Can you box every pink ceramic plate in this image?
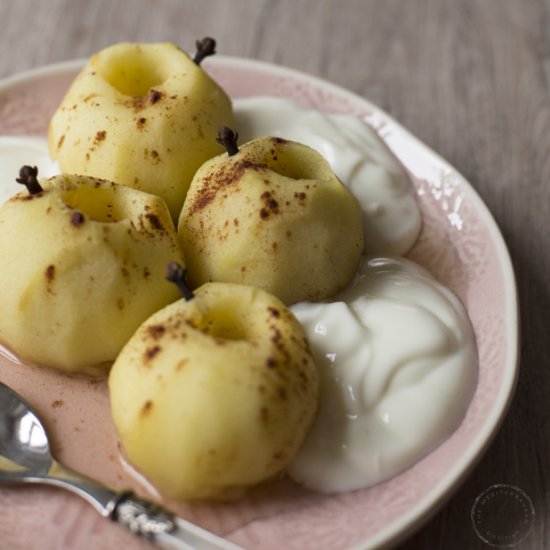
[0,58,518,550]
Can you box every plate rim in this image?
[0,55,519,550]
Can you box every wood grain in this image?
[0,0,548,548]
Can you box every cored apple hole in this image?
[263,145,325,181]
[202,299,248,341]
[96,49,169,96]
[61,187,126,223]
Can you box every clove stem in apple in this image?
[193,37,216,65]
[16,165,43,194]
[216,127,239,156]
[166,261,195,301]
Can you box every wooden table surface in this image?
[0,1,548,549]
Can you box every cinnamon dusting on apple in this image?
[94,130,107,145]
[45,264,55,283]
[147,325,166,339]
[188,159,268,214]
[141,400,154,415]
[144,345,161,362]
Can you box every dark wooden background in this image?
[1,1,548,548]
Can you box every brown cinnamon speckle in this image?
[82,93,98,103]
[141,400,153,415]
[273,137,288,145]
[147,325,166,339]
[94,130,107,144]
[149,149,161,164]
[129,89,164,111]
[268,307,281,318]
[145,213,164,231]
[175,358,189,371]
[259,191,279,219]
[45,264,55,283]
[144,345,161,361]
[150,89,162,103]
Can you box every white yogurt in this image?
[289,257,478,493]
[0,136,58,204]
[234,97,422,256]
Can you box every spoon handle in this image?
[114,494,243,549]
[46,462,242,549]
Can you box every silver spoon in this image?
[0,382,243,550]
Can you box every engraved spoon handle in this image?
[43,462,242,549]
[113,493,244,550]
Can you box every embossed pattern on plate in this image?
[0,57,518,550]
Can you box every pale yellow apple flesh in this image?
[178,136,364,304]
[48,42,234,219]
[108,282,319,500]
[0,174,184,373]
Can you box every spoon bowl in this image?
[0,383,52,476]
[0,381,117,509]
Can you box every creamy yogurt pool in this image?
[0,97,477,494]
[289,257,477,492]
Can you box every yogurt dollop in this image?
[235,97,422,256]
[289,257,477,493]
